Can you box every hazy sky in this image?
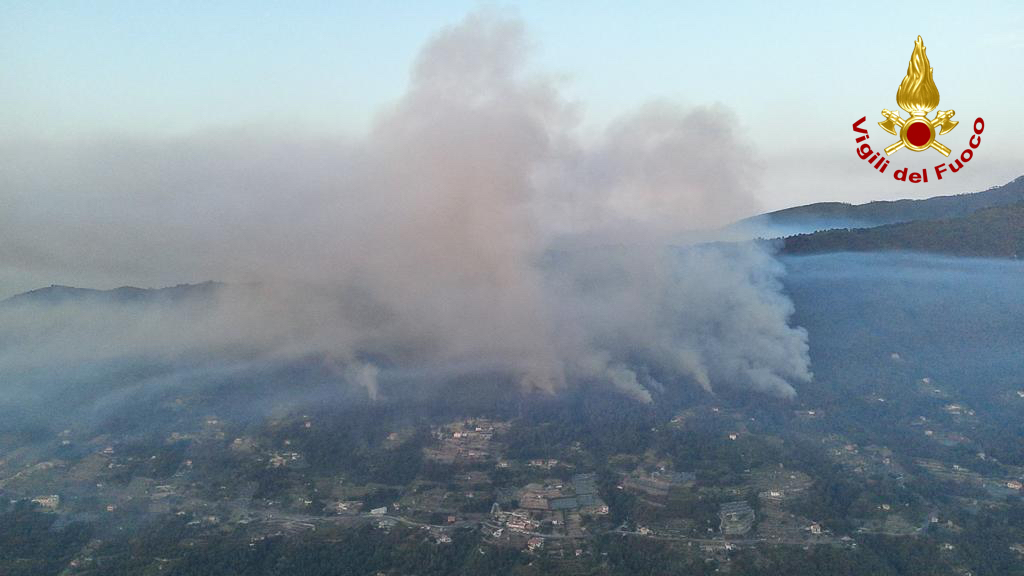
[2,1,1021,207]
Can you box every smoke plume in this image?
[0,12,810,407]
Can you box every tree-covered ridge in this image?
[781,202,1024,258]
[748,175,1024,231]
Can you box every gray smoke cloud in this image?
[0,12,810,405]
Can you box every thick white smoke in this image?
[0,12,810,403]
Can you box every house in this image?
[332,500,362,514]
[527,537,544,551]
[527,458,560,469]
[370,506,387,516]
[506,513,539,533]
[31,495,60,509]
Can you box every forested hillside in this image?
[782,203,1024,258]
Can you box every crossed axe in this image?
[878,109,958,156]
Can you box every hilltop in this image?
[781,202,1024,259]
[1,281,223,307]
[741,175,1024,235]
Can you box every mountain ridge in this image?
[11,176,1024,302]
[781,202,1024,259]
[742,175,1024,234]
[1,281,223,306]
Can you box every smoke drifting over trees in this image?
[0,12,811,406]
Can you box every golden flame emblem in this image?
[878,36,958,156]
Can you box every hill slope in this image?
[781,202,1024,258]
[741,175,1024,235]
[1,281,222,307]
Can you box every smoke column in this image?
[0,12,811,405]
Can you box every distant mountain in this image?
[1,281,223,306]
[781,202,1024,258]
[740,175,1024,236]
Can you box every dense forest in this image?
[782,203,1024,258]
[744,175,1024,232]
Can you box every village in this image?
[0,416,853,560]
[2,397,1024,576]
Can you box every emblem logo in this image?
[877,36,958,156]
[851,36,983,183]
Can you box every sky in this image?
[2,1,1022,208]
